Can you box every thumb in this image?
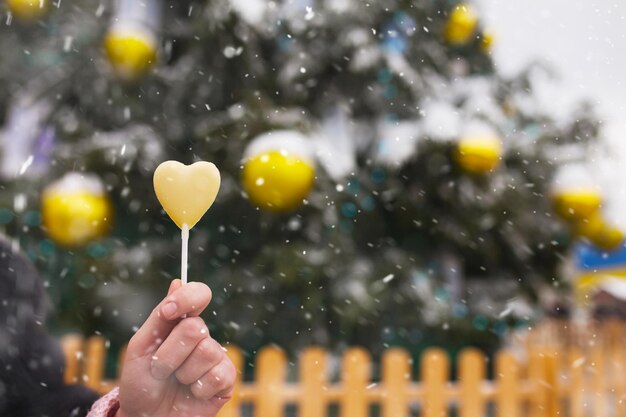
[126,281,211,359]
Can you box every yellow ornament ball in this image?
[480,31,494,53]
[575,214,624,251]
[243,150,315,212]
[444,4,478,46]
[104,26,157,81]
[552,187,602,222]
[41,173,113,247]
[7,0,47,21]
[455,136,502,175]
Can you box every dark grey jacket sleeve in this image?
[0,238,99,417]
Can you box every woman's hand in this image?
[116,279,236,417]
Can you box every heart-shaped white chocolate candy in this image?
[153,161,221,229]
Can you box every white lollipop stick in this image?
[181,223,189,285]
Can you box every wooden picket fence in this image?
[61,319,626,417]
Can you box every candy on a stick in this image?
[153,161,221,284]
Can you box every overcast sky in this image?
[477,0,626,225]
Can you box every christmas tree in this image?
[0,0,601,354]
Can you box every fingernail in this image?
[162,302,178,319]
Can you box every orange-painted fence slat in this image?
[422,348,448,417]
[300,347,328,417]
[495,350,520,417]
[381,348,410,417]
[257,346,286,417]
[340,348,370,417]
[459,348,485,417]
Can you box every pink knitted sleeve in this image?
[86,387,120,417]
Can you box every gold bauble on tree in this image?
[444,4,478,46]
[455,136,502,175]
[480,31,494,53]
[104,0,161,81]
[575,214,624,251]
[104,25,157,81]
[552,186,602,222]
[242,131,316,212]
[41,173,113,247]
[7,0,48,22]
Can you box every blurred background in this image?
[0,0,624,363]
